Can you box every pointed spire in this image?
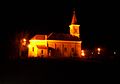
[71,8,77,24]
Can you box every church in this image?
[28,10,82,58]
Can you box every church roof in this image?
[47,33,80,41]
[30,33,80,41]
[31,35,46,40]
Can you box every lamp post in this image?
[19,38,27,58]
[81,50,85,57]
[22,38,27,46]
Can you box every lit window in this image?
[97,48,101,52]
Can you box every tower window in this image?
[32,47,34,52]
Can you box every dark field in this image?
[0,57,120,84]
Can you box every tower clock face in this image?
[73,26,78,34]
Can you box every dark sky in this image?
[1,0,120,53]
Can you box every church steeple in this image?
[69,9,80,38]
[71,9,77,24]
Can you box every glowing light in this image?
[97,48,101,51]
[81,50,85,56]
[97,48,101,54]
[23,38,26,42]
[114,51,116,55]
[91,52,94,54]
[21,38,27,46]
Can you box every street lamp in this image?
[97,48,101,54]
[22,38,27,46]
[81,50,85,57]
[19,38,27,57]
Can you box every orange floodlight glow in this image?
[23,38,26,42]
[81,50,85,56]
[97,48,101,54]
[97,48,101,52]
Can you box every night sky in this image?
[1,0,120,57]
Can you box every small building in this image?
[28,10,82,58]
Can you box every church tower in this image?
[69,9,80,38]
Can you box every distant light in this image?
[91,52,94,54]
[98,52,100,54]
[114,51,116,55]
[97,48,101,52]
[97,48,101,54]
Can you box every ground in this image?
[0,56,120,84]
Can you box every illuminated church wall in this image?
[28,40,82,58]
[47,40,80,57]
[75,43,81,57]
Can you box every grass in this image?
[0,56,119,84]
